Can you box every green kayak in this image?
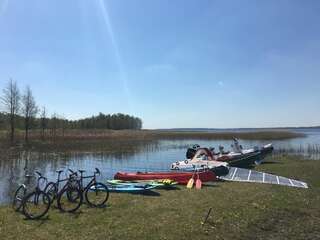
[107,179,178,189]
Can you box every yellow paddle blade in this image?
[196,178,202,189]
[186,178,194,189]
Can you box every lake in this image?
[1,128,319,204]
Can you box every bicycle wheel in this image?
[44,182,57,203]
[85,182,109,207]
[66,180,81,202]
[38,177,48,191]
[22,191,51,220]
[12,185,26,212]
[57,187,82,213]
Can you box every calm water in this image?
[1,128,319,204]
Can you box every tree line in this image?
[0,79,143,143]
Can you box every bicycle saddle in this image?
[78,170,86,173]
[56,170,64,174]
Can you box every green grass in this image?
[1,155,319,239]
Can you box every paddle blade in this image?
[196,178,202,189]
[186,178,194,189]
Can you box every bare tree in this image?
[21,86,38,143]
[40,106,47,140]
[1,79,20,143]
[60,114,66,139]
[51,112,58,141]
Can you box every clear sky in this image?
[0,0,319,129]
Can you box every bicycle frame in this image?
[74,168,100,193]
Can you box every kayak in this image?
[92,183,157,193]
[107,179,178,188]
[108,184,157,193]
[114,170,216,185]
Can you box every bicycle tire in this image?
[12,185,26,212]
[85,182,109,207]
[22,190,51,220]
[57,186,83,213]
[44,182,58,203]
[38,176,47,191]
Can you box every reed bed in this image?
[274,144,320,159]
[0,129,305,142]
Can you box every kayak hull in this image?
[108,185,157,193]
[93,184,157,193]
[107,179,178,188]
[114,171,216,185]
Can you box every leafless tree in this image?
[1,79,20,143]
[40,106,47,140]
[60,114,66,139]
[21,86,38,143]
[51,112,58,141]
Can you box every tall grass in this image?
[0,129,304,142]
[274,144,320,159]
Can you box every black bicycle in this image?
[13,171,51,220]
[44,170,83,213]
[69,168,109,207]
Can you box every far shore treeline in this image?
[0,79,142,144]
[0,112,143,130]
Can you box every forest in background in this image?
[0,112,142,131]
[0,79,142,144]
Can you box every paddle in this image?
[187,167,196,189]
[195,173,202,189]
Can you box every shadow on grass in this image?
[159,186,180,191]
[23,215,50,225]
[203,182,220,188]
[261,161,282,165]
[135,191,161,197]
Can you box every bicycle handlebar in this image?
[67,169,78,179]
[35,171,42,177]
[95,168,100,175]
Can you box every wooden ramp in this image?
[220,167,308,189]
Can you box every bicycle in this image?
[44,170,83,213]
[69,168,109,207]
[12,171,51,220]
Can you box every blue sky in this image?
[0,0,320,129]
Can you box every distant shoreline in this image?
[0,129,305,141]
[153,126,320,131]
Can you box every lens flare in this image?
[98,0,132,113]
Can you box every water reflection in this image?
[0,130,319,204]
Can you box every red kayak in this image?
[114,170,216,185]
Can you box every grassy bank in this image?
[1,155,319,240]
[0,129,304,152]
